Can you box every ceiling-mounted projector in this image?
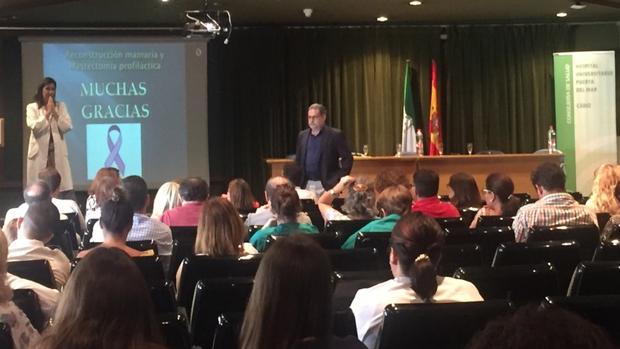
[184,4,232,43]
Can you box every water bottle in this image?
[547,125,556,153]
[416,129,424,156]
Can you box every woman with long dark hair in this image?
[26,77,74,194]
[447,172,482,210]
[470,173,521,228]
[350,212,483,349]
[34,247,165,349]
[240,234,365,349]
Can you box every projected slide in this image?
[42,42,187,182]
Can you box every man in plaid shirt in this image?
[512,162,597,242]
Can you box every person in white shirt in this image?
[350,212,483,349]
[38,167,86,233]
[8,200,71,289]
[283,163,318,202]
[91,176,172,255]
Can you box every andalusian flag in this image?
[428,59,443,156]
[401,61,416,153]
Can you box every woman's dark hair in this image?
[271,186,301,222]
[448,172,482,209]
[99,187,133,237]
[391,212,445,302]
[341,177,377,219]
[240,234,333,349]
[34,248,163,349]
[467,304,615,349]
[227,178,256,215]
[485,173,520,216]
[34,77,56,107]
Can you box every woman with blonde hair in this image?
[586,164,620,215]
[151,181,182,220]
[0,229,39,349]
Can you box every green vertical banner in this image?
[553,54,576,191]
[554,51,617,194]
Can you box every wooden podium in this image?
[266,154,564,197]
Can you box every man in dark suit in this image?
[295,103,353,195]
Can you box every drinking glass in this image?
[438,143,444,156]
[363,144,369,156]
[467,143,473,155]
[395,143,402,157]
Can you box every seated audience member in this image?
[283,163,318,202]
[467,304,615,349]
[512,162,597,242]
[1,227,59,322]
[84,167,121,222]
[33,248,165,349]
[78,188,153,258]
[38,167,86,233]
[9,201,70,289]
[160,177,208,227]
[448,172,483,210]
[470,173,521,229]
[91,176,173,255]
[3,181,54,243]
[245,176,312,227]
[224,178,259,216]
[250,186,319,252]
[350,212,483,349]
[341,185,412,249]
[601,182,620,240]
[151,181,182,220]
[586,163,620,216]
[318,175,377,222]
[240,234,365,349]
[374,169,411,195]
[176,198,258,284]
[0,225,40,349]
[84,175,120,223]
[411,169,460,218]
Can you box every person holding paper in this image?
[26,77,74,194]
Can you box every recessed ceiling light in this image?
[161,0,169,2]
[377,16,389,22]
[556,12,568,17]
[409,0,423,5]
[571,1,587,9]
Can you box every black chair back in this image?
[593,239,620,262]
[438,244,483,276]
[160,312,191,349]
[7,259,56,289]
[453,263,560,304]
[436,217,467,232]
[190,277,254,349]
[301,199,325,231]
[212,312,244,349]
[150,281,177,314]
[332,270,393,311]
[492,240,581,294]
[568,261,620,296]
[475,226,515,264]
[48,218,76,260]
[133,255,166,285]
[177,255,262,309]
[477,215,514,228]
[246,225,262,242]
[460,207,480,227]
[354,232,390,268]
[327,248,384,272]
[169,239,195,281]
[378,300,512,349]
[528,224,600,260]
[542,295,620,346]
[0,323,12,349]
[324,219,375,245]
[12,289,45,332]
[84,240,158,255]
[333,308,357,338]
[170,226,197,247]
[512,193,532,205]
[86,218,98,235]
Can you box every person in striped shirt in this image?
[512,162,597,242]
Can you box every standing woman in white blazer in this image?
[26,77,73,193]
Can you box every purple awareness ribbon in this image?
[104,125,126,175]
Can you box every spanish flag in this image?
[428,59,443,156]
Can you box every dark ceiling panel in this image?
[0,0,619,26]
